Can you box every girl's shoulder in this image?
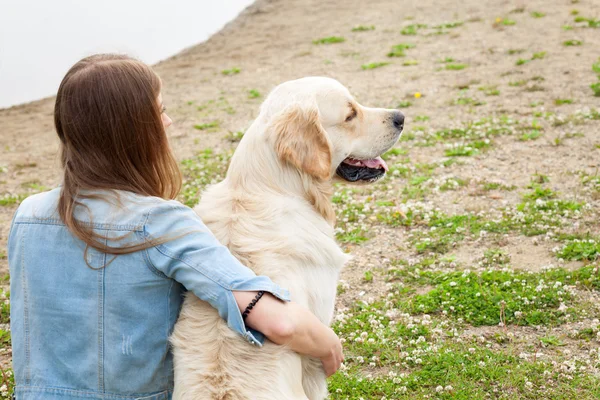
[13,187,191,231]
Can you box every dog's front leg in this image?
[301,356,328,400]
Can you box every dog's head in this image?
[261,77,404,183]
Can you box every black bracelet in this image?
[242,291,265,320]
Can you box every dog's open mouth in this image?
[336,156,389,182]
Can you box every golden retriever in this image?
[170,77,404,399]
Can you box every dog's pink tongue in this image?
[364,157,389,172]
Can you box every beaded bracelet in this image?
[242,290,265,320]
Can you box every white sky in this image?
[0,0,254,108]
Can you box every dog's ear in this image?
[271,106,332,181]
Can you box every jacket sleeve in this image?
[143,200,290,346]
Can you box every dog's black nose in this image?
[392,111,405,130]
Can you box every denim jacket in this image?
[9,188,290,399]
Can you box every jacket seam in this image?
[13,218,143,231]
[143,201,232,289]
[165,279,174,389]
[140,208,170,279]
[20,223,31,384]
[15,385,170,399]
[98,235,107,393]
[154,244,231,292]
[141,236,169,279]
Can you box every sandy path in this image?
[2,0,599,274]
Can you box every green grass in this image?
[531,11,546,18]
[361,62,390,70]
[522,184,555,201]
[433,21,464,29]
[480,181,517,191]
[509,79,527,87]
[554,99,573,105]
[454,97,485,106]
[225,130,245,142]
[330,344,600,399]
[501,18,517,26]
[401,24,427,35]
[516,51,547,66]
[351,25,375,32]
[221,67,241,75]
[0,194,27,207]
[563,40,583,46]
[445,63,468,70]
[21,180,48,192]
[0,329,10,348]
[557,237,600,261]
[574,16,600,28]
[376,179,587,249]
[540,335,565,347]
[313,36,345,44]
[193,121,220,131]
[479,86,500,96]
[444,141,489,157]
[400,266,597,326]
[397,100,412,108]
[524,84,545,92]
[591,82,600,97]
[0,289,9,326]
[179,149,231,207]
[248,89,261,98]
[439,177,468,191]
[332,188,371,244]
[387,43,416,57]
[514,195,583,236]
[519,130,542,141]
[403,60,419,66]
[328,257,600,399]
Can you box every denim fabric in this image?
[9,188,290,399]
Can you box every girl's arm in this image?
[144,201,343,375]
[234,291,343,377]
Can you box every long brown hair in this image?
[55,54,182,257]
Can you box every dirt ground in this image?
[1,0,600,394]
[2,0,600,266]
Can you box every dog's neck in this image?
[226,127,336,226]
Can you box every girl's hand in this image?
[319,329,344,377]
[234,291,345,375]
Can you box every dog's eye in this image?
[345,107,357,122]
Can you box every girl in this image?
[8,54,343,400]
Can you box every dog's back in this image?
[170,179,348,400]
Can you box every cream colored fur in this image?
[170,77,402,400]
